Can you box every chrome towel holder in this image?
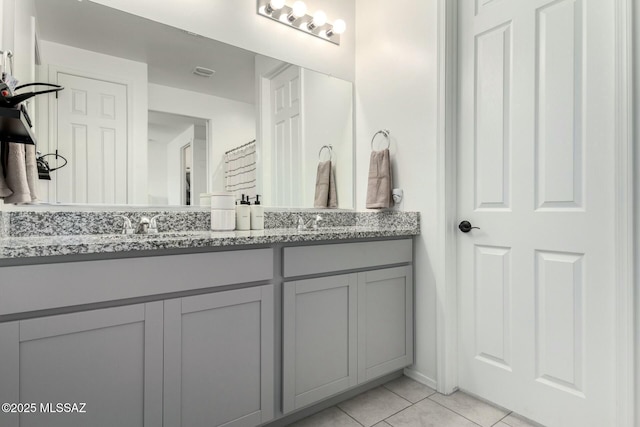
[371,129,391,150]
[319,144,333,161]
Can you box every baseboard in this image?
[403,367,437,390]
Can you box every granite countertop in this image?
[0,225,419,259]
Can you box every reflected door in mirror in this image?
[270,65,302,207]
[55,73,128,204]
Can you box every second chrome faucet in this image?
[115,215,165,234]
[297,214,323,231]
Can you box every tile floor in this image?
[289,376,542,427]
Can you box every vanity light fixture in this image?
[257,0,345,45]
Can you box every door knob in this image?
[458,221,480,233]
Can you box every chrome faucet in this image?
[115,215,165,235]
[148,215,164,234]
[297,214,323,231]
[115,215,135,235]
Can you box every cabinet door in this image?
[163,285,274,427]
[0,303,163,427]
[283,274,358,413]
[358,266,414,383]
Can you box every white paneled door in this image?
[457,1,615,426]
[270,65,302,207]
[56,73,128,204]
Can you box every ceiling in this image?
[34,0,257,104]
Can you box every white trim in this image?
[403,368,437,391]
[435,0,459,395]
[614,1,635,426]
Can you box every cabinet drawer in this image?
[283,239,412,278]
[0,249,273,315]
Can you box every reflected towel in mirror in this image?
[224,141,257,200]
[314,160,337,208]
[0,141,39,203]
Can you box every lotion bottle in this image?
[235,194,251,230]
[250,195,264,230]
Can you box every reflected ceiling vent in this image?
[193,67,216,78]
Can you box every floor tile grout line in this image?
[381,385,420,406]
[425,397,485,427]
[492,411,514,427]
[336,406,366,427]
[382,403,417,426]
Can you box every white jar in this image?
[210,192,235,210]
[210,209,235,231]
[209,192,236,231]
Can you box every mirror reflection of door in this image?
[269,65,303,207]
[147,111,208,206]
[55,72,128,204]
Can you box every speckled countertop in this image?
[0,211,420,259]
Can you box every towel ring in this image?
[319,145,333,161]
[371,129,391,151]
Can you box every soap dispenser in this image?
[251,195,264,230]
[235,194,251,230]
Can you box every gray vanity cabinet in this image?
[0,302,164,427]
[357,266,414,383]
[163,285,275,427]
[282,240,414,414]
[282,274,358,414]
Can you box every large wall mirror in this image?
[26,0,354,208]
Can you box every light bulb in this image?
[265,0,285,14]
[312,11,327,26]
[332,19,346,34]
[291,1,307,18]
[307,10,327,30]
[270,0,285,10]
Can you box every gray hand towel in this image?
[314,160,338,208]
[4,142,38,204]
[366,148,392,209]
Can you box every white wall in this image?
[148,83,255,193]
[166,125,194,206]
[302,68,353,208]
[7,0,36,85]
[36,40,149,204]
[147,142,168,205]
[90,0,355,82]
[355,0,439,385]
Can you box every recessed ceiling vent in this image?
[193,66,216,78]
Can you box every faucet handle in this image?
[149,215,165,233]
[114,215,134,235]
